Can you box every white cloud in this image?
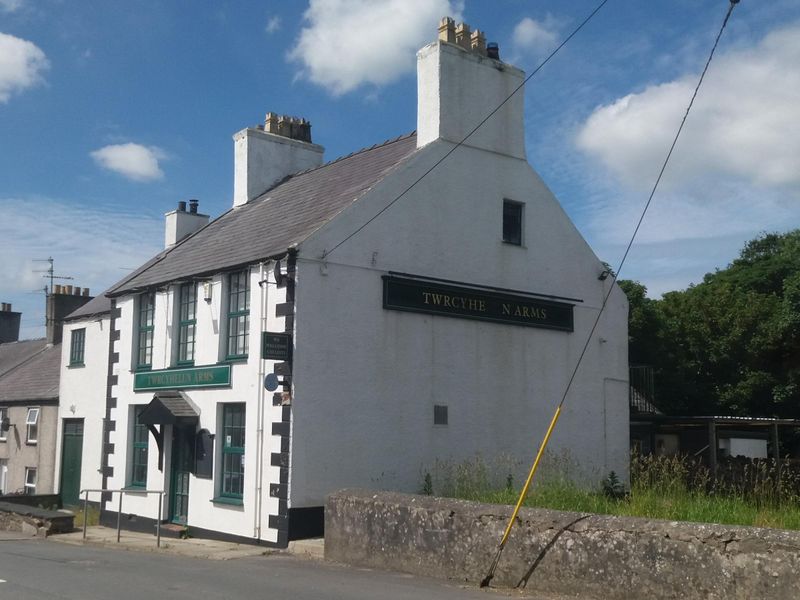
[265,15,281,34]
[0,0,24,12]
[0,196,162,337]
[288,0,463,95]
[576,23,800,191]
[90,143,166,182]
[0,32,49,103]
[512,17,557,54]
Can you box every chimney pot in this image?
[438,16,456,44]
[455,22,471,50]
[83,288,90,296]
[486,42,500,60]
[54,284,62,294]
[178,200,187,212]
[471,29,486,55]
[265,112,279,134]
[189,199,199,214]
[74,286,82,296]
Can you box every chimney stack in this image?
[417,18,525,159]
[232,112,324,208]
[0,302,21,344]
[46,286,94,345]
[165,199,210,248]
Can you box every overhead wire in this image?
[480,0,741,588]
[322,0,611,259]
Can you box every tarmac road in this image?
[0,534,545,600]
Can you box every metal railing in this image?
[80,488,166,548]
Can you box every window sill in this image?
[211,496,243,506]
[135,365,152,372]
[25,441,38,446]
[219,357,248,365]
[123,485,148,493]
[501,240,526,248]
[67,362,85,369]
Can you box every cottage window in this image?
[136,292,155,370]
[502,199,524,246]
[220,403,245,500]
[69,328,86,366]
[226,270,250,360]
[24,467,37,495]
[130,406,149,488]
[26,407,39,444]
[177,283,197,365]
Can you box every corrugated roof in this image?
[107,132,418,296]
[65,293,112,321]
[0,339,47,377]
[0,343,60,402]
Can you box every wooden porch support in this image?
[707,420,717,480]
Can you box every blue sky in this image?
[2,0,799,339]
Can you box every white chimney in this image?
[417,18,526,160]
[165,199,210,248]
[232,113,325,208]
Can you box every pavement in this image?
[49,525,325,561]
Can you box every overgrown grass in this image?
[420,452,800,530]
[72,504,101,529]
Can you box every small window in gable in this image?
[502,199,524,246]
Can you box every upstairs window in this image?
[136,292,155,370]
[502,199,524,246]
[69,328,86,366]
[177,283,197,365]
[226,270,250,360]
[26,407,39,444]
[0,407,7,442]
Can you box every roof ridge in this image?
[284,130,417,180]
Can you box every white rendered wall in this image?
[288,140,629,508]
[106,266,287,542]
[54,317,110,502]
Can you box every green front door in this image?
[60,419,84,506]
[170,426,193,525]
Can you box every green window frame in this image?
[177,283,197,365]
[226,270,250,360]
[130,406,149,488]
[220,403,245,499]
[136,292,155,370]
[69,328,86,365]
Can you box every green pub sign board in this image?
[261,332,292,361]
[382,275,574,331]
[134,365,231,391]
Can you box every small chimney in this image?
[165,199,210,248]
[0,302,21,344]
[47,286,94,345]
[232,112,324,207]
[417,18,525,159]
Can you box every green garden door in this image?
[60,419,84,506]
[170,426,193,525]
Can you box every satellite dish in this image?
[264,373,280,391]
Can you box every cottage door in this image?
[169,426,193,525]
[60,419,84,506]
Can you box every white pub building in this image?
[57,19,628,546]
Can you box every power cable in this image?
[322,0,611,259]
[480,0,740,588]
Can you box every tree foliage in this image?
[619,229,800,418]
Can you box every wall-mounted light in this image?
[202,281,213,303]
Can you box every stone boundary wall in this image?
[325,489,800,600]
[0,501,74,537]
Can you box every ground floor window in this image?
[130,406,149,487]
[24,467,37,495]
[220,403,245,499]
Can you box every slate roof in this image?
[107,132,418,296]
[0,342,60,402]
[64,292,111,321]
[139,390,199,425]
[0,339,48,378]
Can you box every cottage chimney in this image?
[232,112,324,207]
[417,18,526,159]
[46,286,94,345]
[0,302,21,344]
[165,199,210,248]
